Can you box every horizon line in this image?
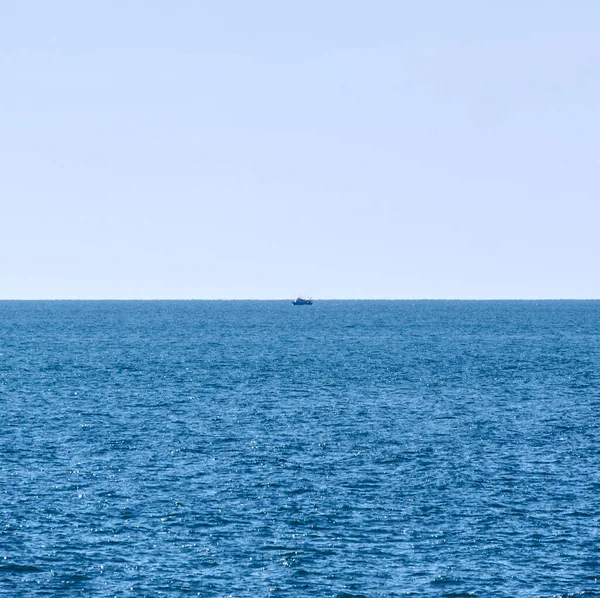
[1,298,599,302]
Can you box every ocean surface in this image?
[1,300,599,597]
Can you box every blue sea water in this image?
[1,300,599,597]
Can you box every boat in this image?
[292,297,313,305]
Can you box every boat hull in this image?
[292,298,313,305]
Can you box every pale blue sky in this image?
[1,1,599,299]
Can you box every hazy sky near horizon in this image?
[1,1,599,299]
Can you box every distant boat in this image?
[292,297,313,305]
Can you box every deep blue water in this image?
[1,300,600,597]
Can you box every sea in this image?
[1,300,599,597]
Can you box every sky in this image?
[1,0,599,299]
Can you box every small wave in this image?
[0,563,42,573]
